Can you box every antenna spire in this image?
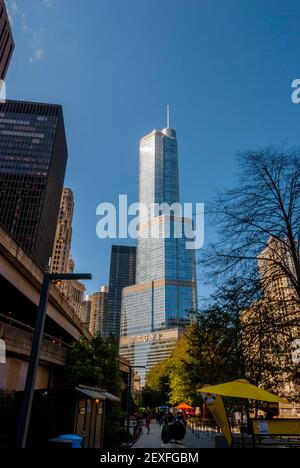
[167,104,170,128]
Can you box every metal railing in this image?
[0,313,72,350]
[187,419,218,439]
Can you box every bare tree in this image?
[207,146,300,304]
[203,146,300,399]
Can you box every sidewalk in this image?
[132,422,215,449]
[184,427,215,449]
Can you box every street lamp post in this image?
[122,363,145,443]
[127,368,132,443]
[15,272,92,448]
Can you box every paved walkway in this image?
[132,422,215,449]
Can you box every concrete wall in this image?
[0,321,69,391]
[0,357,50,391]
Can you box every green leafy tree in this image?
[168,335,194,405]
[65,334,120,393]
[185,307,240,391]
[143,334,200,407]
[143,279,249,407]
[143,361,170,407]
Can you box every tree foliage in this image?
[144,280,246,406]
[65,334,120,393]
[168,335,194,405]
[143,361,170,407]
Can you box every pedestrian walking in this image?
[161,418,171,444]
[145,413,151,434]
[138,421,143,437]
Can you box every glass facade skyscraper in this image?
[0,100,68,269]
[0,0,15,80]
[105,245,136,341]
[120,126,197,385]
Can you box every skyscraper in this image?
[105,245,136,341]
[258,237,297,303]
[84,295,92,327]
[0,0,15,80]
[120,121,197,385]
[0,100,68,269]
[241,238,300,406]
[50,188,86,321]
[51,188,74,274]
[89,286,109,337]
[63,258,86,322]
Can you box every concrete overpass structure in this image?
[0,225,91,391]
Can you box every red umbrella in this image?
[176,403,194,410]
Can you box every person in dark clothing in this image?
[164,419,186,448]
[161,419,171,444]
[145,414,151,434]
[172,420,186,438]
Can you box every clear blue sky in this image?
[5,0,300,298]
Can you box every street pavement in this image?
[132,422,215,449]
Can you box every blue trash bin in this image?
[59,434,83,449]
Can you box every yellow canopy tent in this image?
[198,379,287,403]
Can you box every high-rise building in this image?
[0,0,15,80]
[50,189,86,322]
[0,100,68,269]
[105,245,136,341]
[258,237,297,303]
[120,123,197,385]
[89,286,109,337]
[241,237,300,409]
[84,295,92,327]
[62,258,86,322]
[51,188,74,274]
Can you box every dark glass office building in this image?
[0,0,15,80]
[0,100,68,269]
[105,245,136,341]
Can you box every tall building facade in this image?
[105,245,136,341]
[241,237,300,409]
[0,100,68,269]
[51,188,74,274]
[258,237,298,303]
[89,286,109,337]
[84,295,92,327]
[62,258,86,322]
[50,188,86,322]
[120,125,198,385]
[0,0,15,80]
